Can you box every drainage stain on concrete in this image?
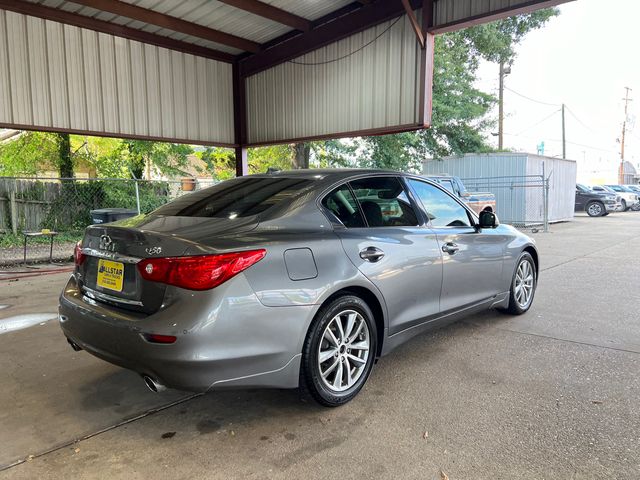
[0,313,57,334]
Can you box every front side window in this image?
[407,179,471,228]
[348,177,418,227]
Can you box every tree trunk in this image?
[293,143,310,169]
[57,133,73,178]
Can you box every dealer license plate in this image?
[96,259,124,292]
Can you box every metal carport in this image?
[0,0,569,176]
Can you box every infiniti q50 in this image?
[59,170,538,406]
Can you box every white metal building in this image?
[423,152,577,225]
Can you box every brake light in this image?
[137,249,266,291]
[74,241,85,266]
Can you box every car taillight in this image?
[74,241,85,266]
[137,249,266,291]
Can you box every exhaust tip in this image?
[142,375,166,393]
[67,338,82,352]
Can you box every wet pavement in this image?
[0,214,639,479]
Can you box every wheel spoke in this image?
[344,312,357,340]
[347,353,366,366]
[319,348,338,364]
[344,358,353,386]
[335,316,345,343]
[332,361,343,389]
[324,328,340,348]
[349,340,369,351]
[321,358,339,378]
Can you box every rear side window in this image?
[154,177,313,218]
[321,185,366,228]
[349,177,418,227]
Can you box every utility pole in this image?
[561,103,566,159]
[620,87,632,184]
[498,61,505,150]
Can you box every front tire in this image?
[504,252,537,315]
[621,199,627,211]
[586,201,605,217]
[300,295,377,407]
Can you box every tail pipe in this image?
[67,338,82,352]
[142,375,166,393]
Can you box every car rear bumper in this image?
[59,274,314,392]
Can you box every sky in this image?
[475,0,640,184]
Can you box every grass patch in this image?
[0,231,82,248]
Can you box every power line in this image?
[504,87,561,107]
[287,16,402,66]
[564,105,599,134]
[503,132,618,155]
[515,108,561,135]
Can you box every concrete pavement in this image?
[1,213,639,479]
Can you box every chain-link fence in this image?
[0,176,218,235]
[461,175,550,231]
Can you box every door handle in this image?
[359,246,385,262]
[441,242,459,254]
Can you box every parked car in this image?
[424,175,496,215]
[575,183,619,216]
[59,170,539,407]
[604,185,639,210]
[590,185,636,211]
[623,184,640,193]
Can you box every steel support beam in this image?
[217,0,311,32]
[400,0,425,48]
[68,0,261,52]
[233,64,249,176]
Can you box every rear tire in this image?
[300,295,377,407]
[586,201,605,217]
[503,252,537,315]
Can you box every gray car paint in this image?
[59,169,538,393]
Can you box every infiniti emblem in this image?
[99,234,115,251]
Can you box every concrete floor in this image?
[1,214,639,479]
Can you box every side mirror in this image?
[478,210,498,229]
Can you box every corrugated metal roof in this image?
[24,0,354,57]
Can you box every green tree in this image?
[56,133,74,178]
[121,140,193,179]
[0,131,59,176]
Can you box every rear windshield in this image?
[153,177,313,218]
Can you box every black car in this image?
[575,184,619,217]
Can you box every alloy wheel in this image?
[514,259,535,309]
[587,203,603,216]
[318,310,370,392]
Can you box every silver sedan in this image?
[59,169,539,406]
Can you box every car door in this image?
[321,176,443,335]
[406,178,506,313]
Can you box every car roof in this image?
[249,168,405,181]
